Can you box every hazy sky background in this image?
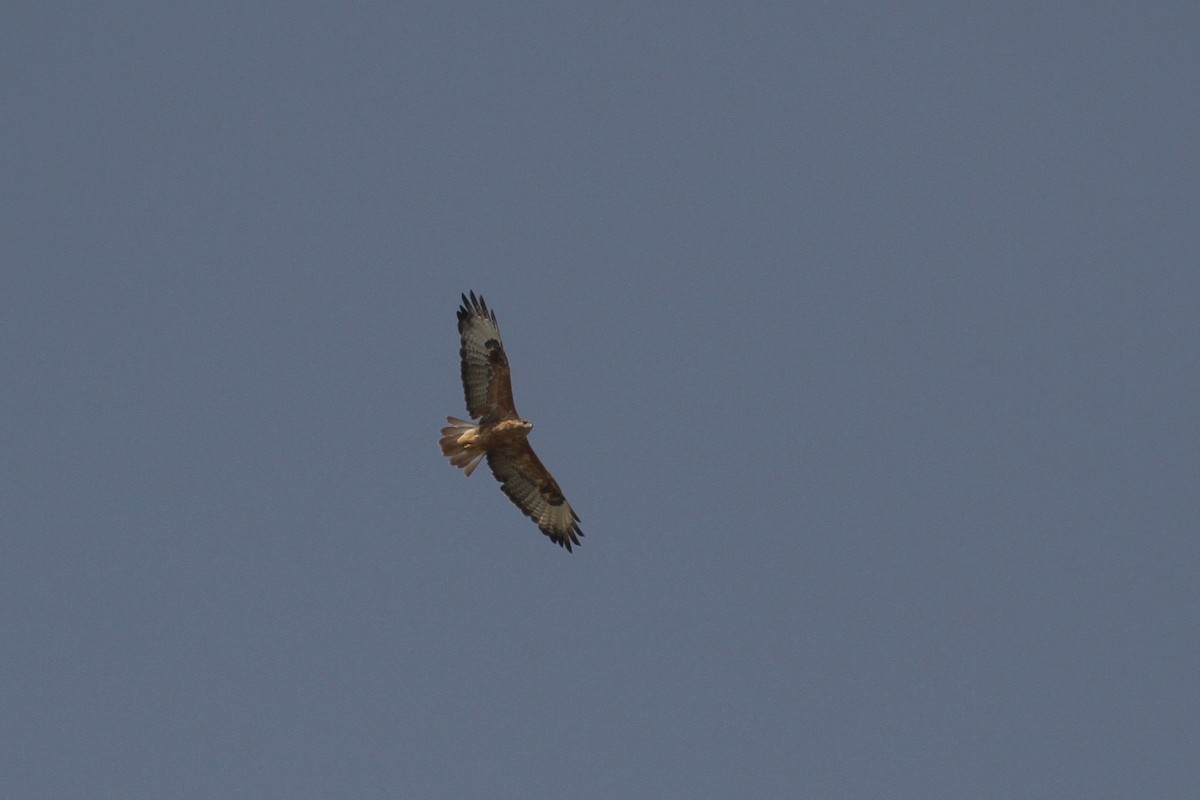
[3,5,1197,798]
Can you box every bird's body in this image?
[439,416,531,476]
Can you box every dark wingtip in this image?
[550,522,584,553]
[457,293,471,326]
[458,291,497,325]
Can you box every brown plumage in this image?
[439,291,583,551]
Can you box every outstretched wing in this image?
[458,291,518,422]
[486,442,583,552]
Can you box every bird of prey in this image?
[439,291,583,551]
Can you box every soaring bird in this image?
[439,292,583,551]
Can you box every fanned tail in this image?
[439,416,486,476]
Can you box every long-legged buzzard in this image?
[439,291,583,551]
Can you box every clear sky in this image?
[3,5,1197,798]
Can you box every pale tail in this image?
[439,416,486,476]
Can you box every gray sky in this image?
[3,5,1197,798]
